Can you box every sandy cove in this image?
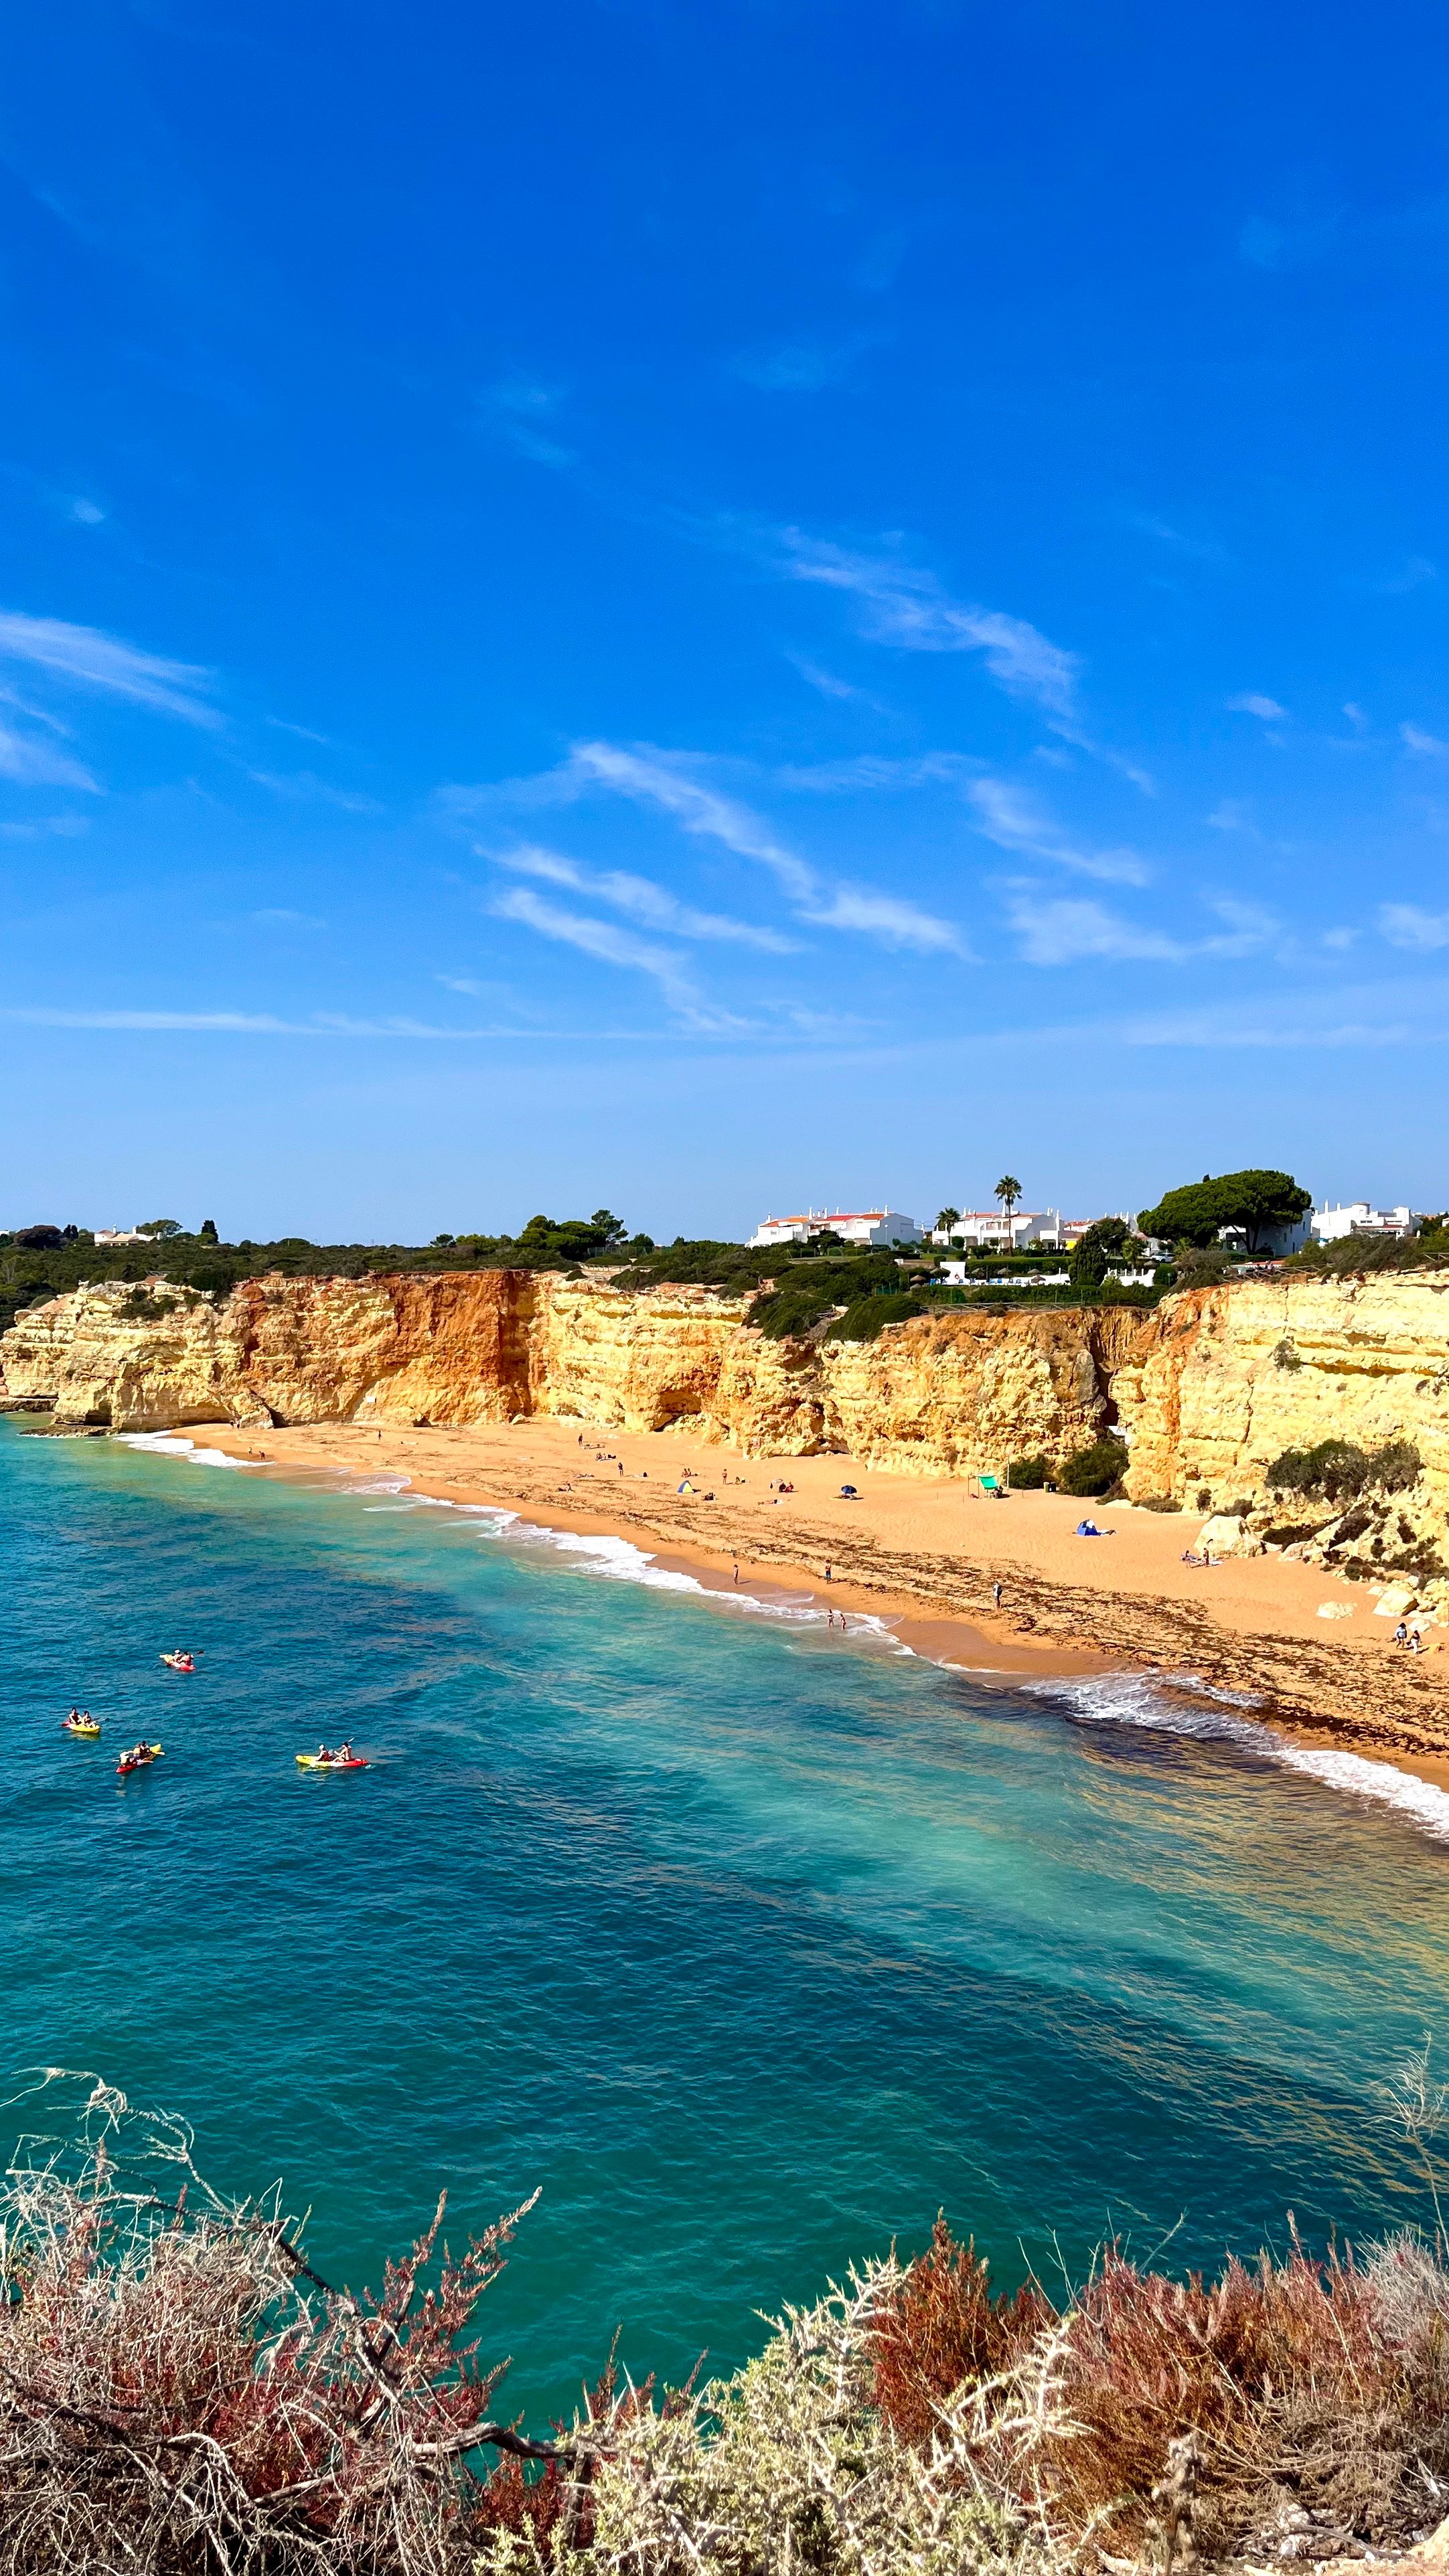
[179,1413,1449,1774]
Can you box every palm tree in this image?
[993,1174,1023,1247]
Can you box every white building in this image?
[1311,1201,1419,1244]
[92,1226,153,1246]
[935,1261,1156,1289]
[929,1208,1134,1252]
[748,1207,922,1251]
[929,1208,1063,1250]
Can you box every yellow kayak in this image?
[296,1752,370,1771]
[63,1720,102,1739]
[117,1743,163,1776]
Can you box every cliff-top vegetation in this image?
[5,2065,1449,2576]
[0,1214,654,1337]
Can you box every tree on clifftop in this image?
[1069,1216,1130,1291]
[1138,1168,1312,1252]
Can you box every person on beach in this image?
[992,1581,1003,1609]
[823,1563,832,1583]
[732,1562,739,1585]
[1394,1620,1409,1647]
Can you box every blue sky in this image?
[4,1,1449,1240]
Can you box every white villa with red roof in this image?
[747,1207,923,1250]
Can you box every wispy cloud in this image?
[479,376,577,469]
[266,716,333,747]
[491,843,797,950]
[1400,722,1449,756]
[250,907,327,930]
[490,884,747,1028]
[1227,692,1287,722]
[1366,554,1436,596]
[245,767,382,813]
[1004,892,1187,965]
[968,777,1150,885]
[0,721,97,791]
[775,752,974,793]
[1004,890,1278,969]
[1379,902,1449,950]
[0,609,220,724]
[731,332,880,392]
[454,741,971,956]
[775,529,1080,718]
[0,812,89,839]
[0,1007,478,1037]
[784,652,866,702]
[1127,511,1224,562]
[1240,197,1449,277]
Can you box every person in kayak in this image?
[339,1739,356,1763]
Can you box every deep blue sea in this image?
[3,1416,1448,2425]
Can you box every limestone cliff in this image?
[0,1268,1126,1468]
[5,1269,1449,1568]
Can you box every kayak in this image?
[62,1720,102,1739]
[159,1654,196,1672]
[117,1744,163,1775]
[295,1753,370,1771]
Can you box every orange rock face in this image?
[0,1268,1125,1467]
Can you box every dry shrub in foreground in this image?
[868,2215,1449,2562]
[0,2073,575,2576]
[6,2073,1449,2575]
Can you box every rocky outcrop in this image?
[6,1267,1449,1577]
[1113,1272,1449,1586]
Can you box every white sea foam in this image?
[115,1433,248,1469]
[1035,1671,1449,1844]
[475,1515,902,1646]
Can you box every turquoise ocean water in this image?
[3,1415,1448,2423]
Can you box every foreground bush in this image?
[5,2074,1449,2574]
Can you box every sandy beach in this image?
[181,1413,1449,1771]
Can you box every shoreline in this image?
[96,1412,1449,1790]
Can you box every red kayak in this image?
[295,1752,370,1772]
[118,1743,163,1777]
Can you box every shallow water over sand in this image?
[3,1419,1446,2421]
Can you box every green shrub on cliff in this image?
[1267,1438,1422,1503]
[826,1292,925,1342]
[1058,1437,1128,1496]
[1008,1452,1050,1487]
[749,1255,909,1340]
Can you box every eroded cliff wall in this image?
[5,1269,1449,1536]
[1113,1271,1449,1531]
[0,1268,1126,1469]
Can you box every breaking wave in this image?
[1035,1671,1449,1844]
